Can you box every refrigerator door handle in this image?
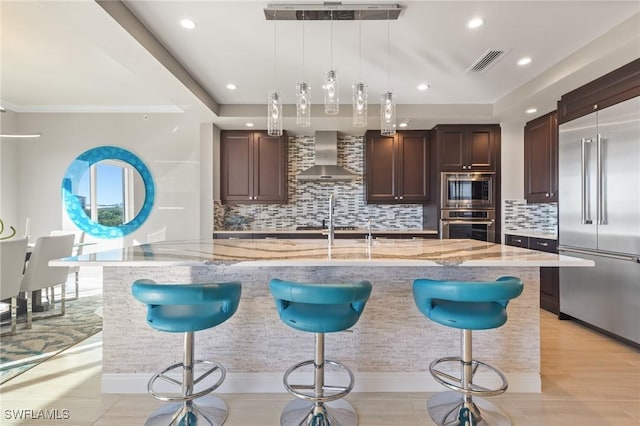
[581,138,593,224]
[558,246,638,263]
[597,133,607,225]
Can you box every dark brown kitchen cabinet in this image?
[435,124,499,172]
[220,130,288,204]
[365,130,430,203]
[524,111,558,203]
[557,58,640,124]
[505,234,559,315]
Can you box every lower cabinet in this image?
[505,234,559,314]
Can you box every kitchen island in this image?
[52,238,592,394]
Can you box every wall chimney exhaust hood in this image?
[297,131,357,181]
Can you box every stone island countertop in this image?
[51,238,592,268]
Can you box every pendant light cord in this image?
[358,11,362,80]
[386,10,390,91]
[302,11,305,80]
[273,11,277,86]
[330,10,333,69]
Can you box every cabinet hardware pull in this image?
[514,239,522,243]
[537,242,549,246]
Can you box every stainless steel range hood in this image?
[297,131,357,181]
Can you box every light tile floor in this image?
[0,310,638,425]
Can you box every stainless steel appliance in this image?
[558,96,640,345]
[440,209,495,242]
[441,172,495,209]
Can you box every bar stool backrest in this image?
[413,276,523,318]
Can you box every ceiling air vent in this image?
[465,49,511,73]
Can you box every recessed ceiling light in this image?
[226,83,237,90]
[245,122,254,128]
[417,83,430,91]
[518,57,532,66]
[180,18,196,30]
[526,108,538,114]
[467,17,485,29]
[399,122,408,128]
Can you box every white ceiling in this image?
[1,1,639,134]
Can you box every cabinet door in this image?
[365,132,397,202]
[253,132,287,202]
[398,131,430,202]
[436,125,497,171]
[467,126,497,171]
[525,111,558,203]
[221,131,253,202]
[436,126,466,171]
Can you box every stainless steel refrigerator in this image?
[558,96,640,345]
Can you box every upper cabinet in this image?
[557,58,640,124]
[435,124,499,172]
[524,111,558,203]
[365,130,430,203]
[220,130,288,204]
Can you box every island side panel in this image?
[103,265,539,388]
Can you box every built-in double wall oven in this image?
[440,172,496,242]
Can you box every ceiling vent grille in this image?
[465,49,511,73]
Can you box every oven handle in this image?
[440,220,494,225]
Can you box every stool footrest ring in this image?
[429,357,508,397]
[148,359,226,402]
[284,359,355,403]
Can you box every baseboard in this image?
[102,372,541,394]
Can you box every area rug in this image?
[0,294,102,384]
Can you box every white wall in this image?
[500,120,526,243]
[0,110,21,237]
[10,112,204,249]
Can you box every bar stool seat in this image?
[270,279,372,426]
[132,280,241,426]
[413,276,523,426]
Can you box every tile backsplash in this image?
[504,199,557,234]
[214,135,424,230]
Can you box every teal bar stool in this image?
[132,280,241,426]
[270,278,373,426]
[413,276,523,426]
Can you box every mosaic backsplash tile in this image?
[215,136,424,230]
[504,199,557,234]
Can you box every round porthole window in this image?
[62,146,155,238]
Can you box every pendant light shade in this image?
[296,12,311,127]
[323,11,339,115]
[296,82,311,127]
[380,11,396,136]
[267,12,282,136]
[352,83,368,127]
[324,70,339,115]
[268,91,283,136]
[380,91,396,136]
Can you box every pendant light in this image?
[380,11,396,136]
[323,10,339,115]
[268,11,283,136]
[296,11,311,127]
[352,11,367,127]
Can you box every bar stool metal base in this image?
[427,391,511,426]
[144,396,228,426]
[280,398,357,426]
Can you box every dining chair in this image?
[50,230,85,300]
[0,238,29,335]
[20,234,74,328]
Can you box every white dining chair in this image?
[50,230,85,299]
[0,238,29,335]
[20,234,74,328]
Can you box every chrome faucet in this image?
[328,193,335,246]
